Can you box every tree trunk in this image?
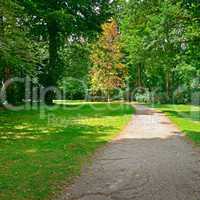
[107,91,111,102]
[0,15,4,38]
[46,21,59,105]
[0,15,13,105]
[137,63,143,87]
[166,71,172,103]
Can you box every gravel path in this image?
[58,104,200,200]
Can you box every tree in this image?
[118,0,199,103]
[90,20,127,101]
[58,42,91,100]
[0,0,37,105]
[19,0,113,104]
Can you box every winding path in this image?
[58,104,200,200]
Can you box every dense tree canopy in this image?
[118,0,200,103]
[0,0,38,104]
[20,0,113,104]
[0,0,199,105]
[0,0,113,104]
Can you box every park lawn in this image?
[0,102,133,200]
[152,104,200,144]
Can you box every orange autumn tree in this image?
[90,20,128,101]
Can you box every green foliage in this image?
[0,0,38,105]
[58,43,91,99]
[60,77,87,100]
[118,0,200,104]
[0,0,37,73]
[0,0,113,105]
[17,0,113,104]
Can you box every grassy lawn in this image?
[151,104,200,144]
[0,102,133,200]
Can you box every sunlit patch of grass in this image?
[0,102,133,200]
[151,104,200,144]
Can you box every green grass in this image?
[151,104,200,144]
[0,102,134,200]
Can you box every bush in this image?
[60,77,87,100]
[135,91,151,103]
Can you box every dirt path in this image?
[58,104,200,200]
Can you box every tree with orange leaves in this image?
[90,20,128,101]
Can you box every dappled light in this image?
[0,103,133,200]
[0,0,199,199]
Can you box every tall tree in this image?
[20,0,113,104]
[118,0,199,103]
[90,20,127,101]
[0,0,37,104]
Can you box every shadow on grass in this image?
[0,123,115,140]
[148,104,200,144]
[0,103,133,200]
[183,130,200,144]
[0,104,132,200]
[150,104,199,122]
[0,103,133,119]
[0,123,118,200]
[163,110,200,122]
[0,104,133,141]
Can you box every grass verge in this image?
[151,104,200,144]
[0,102,133,200]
